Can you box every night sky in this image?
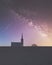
[0,0,52,46]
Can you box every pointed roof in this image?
[21,33,23,39]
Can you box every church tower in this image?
[21,34,23,46]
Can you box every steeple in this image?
[21,33,23,46]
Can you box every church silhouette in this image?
[11,34,23,47]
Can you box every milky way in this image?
[0,0,52,46]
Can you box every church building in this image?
[11,34,23,47]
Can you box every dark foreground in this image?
[0,47,52,65]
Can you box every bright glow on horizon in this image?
[26,21,52,46]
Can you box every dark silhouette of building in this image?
[32,44,37,47]
[11,34,23,47]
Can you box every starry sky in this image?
[0,0,52,46]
